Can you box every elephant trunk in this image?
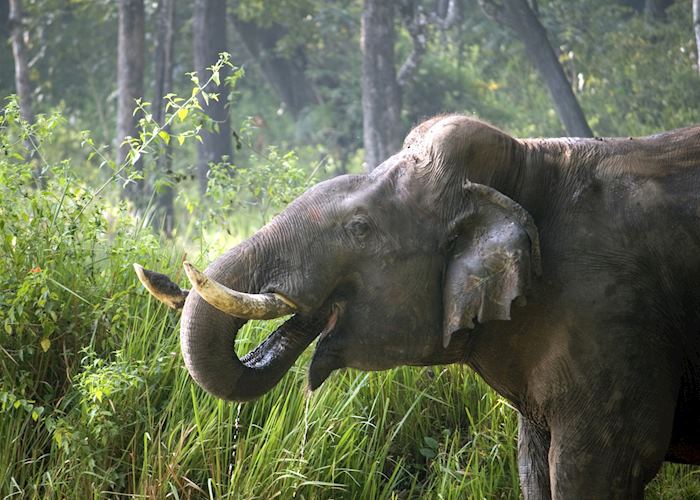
[179,239,321,401]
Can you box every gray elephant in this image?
[135,115,700,499]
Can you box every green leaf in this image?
[40,337,51,352]
[177,135,185,146]
[424,436,439,449]
[212,70,220,86]
[158,130,170,145]
[177,108,189,122]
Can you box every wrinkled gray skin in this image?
[150,115,700,499]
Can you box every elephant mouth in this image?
[307,300,344,391]
[317,301,342,341]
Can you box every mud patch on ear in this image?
[442,184,540,348]
[443,236,534,346]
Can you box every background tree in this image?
[1,0,698,211]
[193,0,232,193]
[361,0,402,171]
[0,2,9,39]
[230,13,319,119]
[8,0,40,182]
[361,0,439,171]
[152,0,176,236]
[479,0,593,137]
[8,0,33,128]
[116,0,145,203]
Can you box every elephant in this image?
[135,114,700,499]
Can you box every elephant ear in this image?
[442,183,542,348]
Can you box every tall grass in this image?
[2,292,523,499]
[4,305,698,498]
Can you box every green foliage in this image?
[541,0,700,135]
[206,116,322,229]
[0,96,181,494]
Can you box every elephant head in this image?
[135,115,541,401]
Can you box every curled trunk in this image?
[179,241,321,401]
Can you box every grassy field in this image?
[2,299,699,498]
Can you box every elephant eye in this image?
[345,215,372,241]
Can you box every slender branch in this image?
[397,2,429,87]
[73,58,228,223]
[429,0,462,30]
[478,0,507,25]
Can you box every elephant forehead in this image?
[276,174,368,218]
[369,150,410,178]
[316,170,405,211]
[305,173,367,199]
[279,158,430,226]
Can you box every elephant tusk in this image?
[133,263,189,311]
[183,261,298,320]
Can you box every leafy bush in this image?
[0,96,182,494]
[206,116,322,230]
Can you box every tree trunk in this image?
[152,0,176,236]
[480,0,593,137]
[193,0,232,193]
[9,0,33,125]
[694,0,700,76]
[361,0,403,171]
[117,0,145,203]
[230,15,319,119]
[9,0,39,181]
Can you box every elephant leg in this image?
[548,431,651,499]
[518,414,551,500]
[546,384,677,500]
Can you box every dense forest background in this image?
[3,0,700,236]
[1,0,699,497]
